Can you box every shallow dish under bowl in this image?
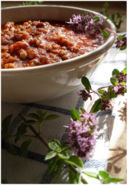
[2,5,116,103]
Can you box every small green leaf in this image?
[81,178,88,184]
[104,2,109,9]
[88,129,94,134]
[117,12,122,18]
[48,158,57,173]
[65,155,84,169]
[48,139,61,152]
[45,114,59,120]
[107,87,117,98]
[27,113,40,120]
[118,35,123,40]
[2,4,6,8]
[111,14,115,21]
[15,124,27,143]
[120,46,126,50]
[120,81,126,85]
[112,69,120,76]
[84,171,99,179]
[6,143,18,156]
[122,67,127,75]
[106,177,124,183]
[69,170,81,184]
[58,151,70,160]
[48,158,63,178]
[123,88,127,93]
[35,110,50,124]
[81,76,91,92]
[98,89,105,94]
[25,120,36,125]
[98,170,123,183]
[90,99,102,113]
[45,151,56,160]
[102,92,110,100]
[23,1,42,5]
[94,16,100,22]
[2,114,12,140]
[110,77,118,86]
[20,139,32,157]
[60,145,70,152]
[102,30,109,38]
[108,87,112,93]
[70,109,81,121]
[36,110,46,117]
[99,170,109,179]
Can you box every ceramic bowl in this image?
[2,5,116,103]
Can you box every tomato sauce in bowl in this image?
[1,20,103,69]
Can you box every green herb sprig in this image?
[101,2,123,31]
[2,113,124,184]
[23,1,43,6]
[2,68,126,184]
[79,68,127,113]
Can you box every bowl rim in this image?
[2,5,116,73]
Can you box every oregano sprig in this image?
[80,67,127,113]
[2,68,126,184]
[100,2,123,31]
[23,1,42,6]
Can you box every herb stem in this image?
[98,85,110,90]
[105,27,118,36]
[19,114,87,183]
[19,114,49,149]
[38,125,41,135]
[63,160,88,184]
[28,125,49,148]
[90,90,100,97]
[65,162,77,173]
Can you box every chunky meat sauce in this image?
[1,20,102,68]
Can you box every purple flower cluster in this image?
[100,70,126,110]
[117,72,126,83]
[116,35,127,50]
[68,111,97,158]
[67,14,127,50]
[80,90,91,101]
[67,13,104,41]
[101,99,112,110]
[112,71,127,95]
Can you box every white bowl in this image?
[2,5,116,103]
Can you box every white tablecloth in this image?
[2,44,126,183]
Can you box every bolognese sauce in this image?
[1,20,102,68]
